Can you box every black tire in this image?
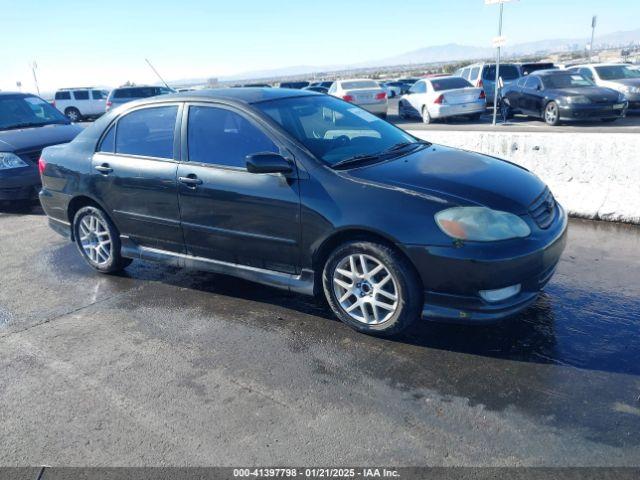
[322,240,422,337]
[500,100,513,120]
[398,101,407,119]
[544,101,560,126]
[65,107,82,122]
[378,112,388,120]
[72,205,132,273]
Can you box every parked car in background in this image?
[398,76,485,123]
[0,92,82,207]
[328,79,388,117]
[106,86,174,112]
[39,88,566,336]
[242,83,272,88]
[517,62,557,76]
[379,82,402,98]
[500,70,627,126]
[303,85,329,94]
[53,87,109,121]
[455,63,521,104]
[278,81,310,89]
[567,64,640,110]
[310,81,334,89]
[396,78,420,94]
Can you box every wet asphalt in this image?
[0,207,639,466]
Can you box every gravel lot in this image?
[1,207,639,466]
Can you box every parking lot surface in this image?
[1,208,639,465]
[387,98,640,133]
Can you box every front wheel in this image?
[544,101,560,126]
[322,241,422,336]
[73,206,132,273]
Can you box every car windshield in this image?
[431,78,472,91]
[341,80,380,89]
[543,74,594,88]
[255,95,422,166]
[0,95,69,130]
[595,65,640,80]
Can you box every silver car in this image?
[328,79,388,117]
[398,76,486,124]
[568,64,640,109]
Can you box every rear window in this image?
[73,90,90,100]
[341,80,379,89]
[91,90,106,100]
[55,91,71,100]
[595,65,640,80]
[521,63,556,76]
[483,65,520,80]
[430,78,472,91]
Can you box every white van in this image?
[53,88,109,121]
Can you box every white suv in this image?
[53,88,109,122]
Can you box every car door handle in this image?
[95,164,113,174]
[179,175,203,187]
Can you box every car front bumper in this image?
[559,102,627,120]
[0,166,41,202]
[405,205,568,324]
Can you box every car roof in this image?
[0,91,36,97]
[132,87,318,106]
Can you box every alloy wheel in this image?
[332,254,399,325]
[545,103,558,124]
[78,213,112,265]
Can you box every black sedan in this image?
[0,92,83,207]
[39,88,567,336]
[500,70,627,125]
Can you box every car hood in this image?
[547,86,620,101]
[343,145,547,214]
[0,123,83,152]
[601,78,640,88]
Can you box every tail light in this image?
[476,79,484,88]
[51,100,56,108]
[375,92,387,100]
[479,90,486,99]
[38,156,46,176]
[106,100,112,110]
[433,94,444,104]
[342,95,354,102]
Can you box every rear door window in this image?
[469,67,480,82]
[73,90,90,100]
[115,106,178,159]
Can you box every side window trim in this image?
[180,102,284,171]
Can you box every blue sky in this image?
[1,0,638,92]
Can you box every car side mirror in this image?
[246,153,293,174]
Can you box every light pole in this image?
[589,15,597,63]
[31,61,40,96]
[485,0,515,126]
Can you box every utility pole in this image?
[145,58,171,90]
[31,61,40,96]
[485,0,515,126]
[589,15,597,63]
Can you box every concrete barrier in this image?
[408,129,640,224]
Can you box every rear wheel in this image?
[398,101,408,119]
[65,107,81,122]
[322,241,422,337]
[421,106,432,124]
[544,101,560,126]
[73,206,132,273]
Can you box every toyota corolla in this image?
[39,88,567,336]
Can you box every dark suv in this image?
[0,92,82,207]
[39,89,566,336]
[106,85,174,112]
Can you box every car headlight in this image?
[435,207,531,242]
[618,92,627,102]
[0,152,28,170]
[565,95,591,104]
